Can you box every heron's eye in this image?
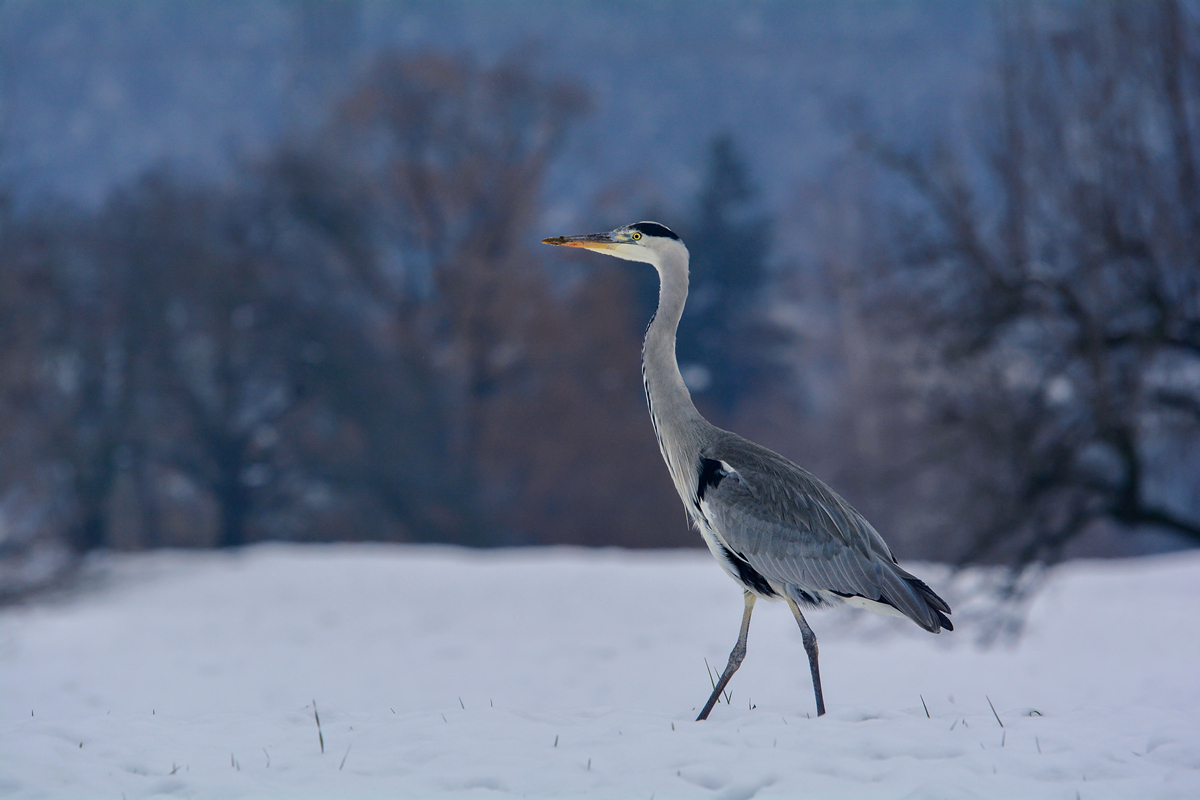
[632,232,642,240]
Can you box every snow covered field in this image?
[2,544,1198,799]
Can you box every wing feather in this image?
[698,431,951,633]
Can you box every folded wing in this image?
[696,434,952,633]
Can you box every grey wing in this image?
[697,439,952,633]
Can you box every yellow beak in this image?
[541,232,622,252]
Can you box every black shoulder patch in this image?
[630,221,680,240]
[697,458,726,501]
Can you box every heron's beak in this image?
[541,231,622,252]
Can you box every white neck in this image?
[641,243,708,494]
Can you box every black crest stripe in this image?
[630,221,680,240]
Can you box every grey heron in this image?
[543,221,952,720]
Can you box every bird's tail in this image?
[880,565,954,633]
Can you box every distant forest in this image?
[1,3,1198,601]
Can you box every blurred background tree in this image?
[676,134,787,421]
[0,1,1195,608]
[819,1,1200,624]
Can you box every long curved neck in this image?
[642,244,707,490]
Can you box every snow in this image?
[2,544,1198,799]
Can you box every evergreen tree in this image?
[677,134,776,416]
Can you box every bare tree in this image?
[0,202,82,597]
[0,48,705,577]
[851,2,1200,585]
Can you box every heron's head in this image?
[541,221,684,266]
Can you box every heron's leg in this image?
[697,591,756,721]
[787,598,826,717]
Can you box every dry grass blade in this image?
[986,696,1004,728]
[313,700,325,754]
